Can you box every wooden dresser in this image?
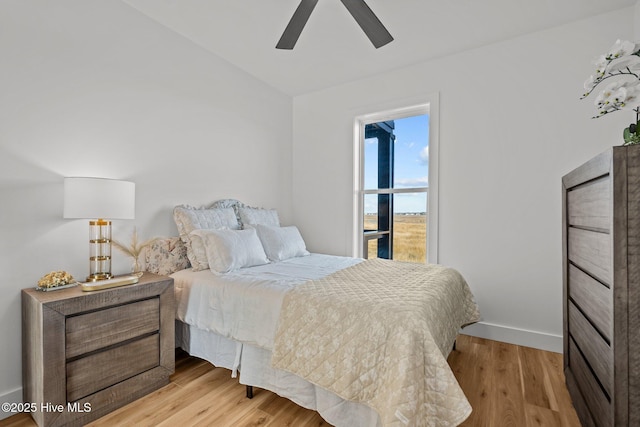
[562,146,639,427]
[22,273,174,427]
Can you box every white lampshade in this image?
[64,177,135,219]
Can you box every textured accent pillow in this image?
[173,206,240,271]
[191,228,269,274]
[144,237,190,275]
[238,206,280,227]
[254,224,310,262]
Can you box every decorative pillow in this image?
[144,237,190,275]
[238,206,280,227]
[254,224,310,262]
[173,206,240,271]
[191,228,269,274]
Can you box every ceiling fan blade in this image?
[340,0,393,48]
[276,0,319,49]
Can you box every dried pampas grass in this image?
[112,228,156,272]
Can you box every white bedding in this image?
[173,253,361,350]
[173,253,478,426]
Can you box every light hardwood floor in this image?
[0,334,580,427]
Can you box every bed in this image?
[145,199,480,427]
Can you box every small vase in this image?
[132,258,141,274]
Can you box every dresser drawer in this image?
[567,227,612,286]
[66,297,160,359]
[66,334,160,402]
[569,302,613,397]
[568,264,612,341]
[569,338,611,427]
[567,176,611,232]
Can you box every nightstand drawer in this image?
[66,333,160,402]
[66,297,160,358]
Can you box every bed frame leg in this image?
[452,340,456,351]
[246,385,254,399]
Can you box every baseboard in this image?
[461,321,563,353]
[0,387,23,421]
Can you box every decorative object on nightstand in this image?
[63,177,135,282]
[112,227,156,273]
[36,270,77,291]
[581,39,640,145]
[22,272,175,427]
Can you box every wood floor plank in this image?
[524,403,562,427]
[537,349,582,427]
[0,335,581,427]
[490,341,526,426]
[520,345,552,410]
[88,366,231,427]
[455,336,493,425]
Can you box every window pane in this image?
[393,114,429,189]
[392,193,427,263]
[366,238,378,260]
[363,195,378,231]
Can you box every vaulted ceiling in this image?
[122,0,636,96]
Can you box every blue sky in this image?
[364,114,429,213]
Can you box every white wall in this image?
[292,8,634,352]
[0,0,292,412]
[636,0,640,39]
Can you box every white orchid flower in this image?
[606,39,636,60]
[582,39,640,122]
[595,81,623,104]
[606,55,640,74]
[593,55,608,77]
[615,81,640,110]
[594,81,625,115]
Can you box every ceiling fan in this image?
[276,0,393,50]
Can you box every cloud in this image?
[419,146,429,164]
[395,177,428,187]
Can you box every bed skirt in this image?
[175,320,381,427]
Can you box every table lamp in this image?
[63,177,135,282]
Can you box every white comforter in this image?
[173,253,361,350]
[271,258,480,427]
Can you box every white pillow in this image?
[238,206,280,227]
[173,206,240,271]
[191,228,269,274]
[254,224,310,262]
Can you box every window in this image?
[354,100,438,263]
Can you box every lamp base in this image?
[86,273,113,282]
[89,219,113,282]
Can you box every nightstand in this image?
[22,272,175,427]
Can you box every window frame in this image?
[353,96,439,263]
